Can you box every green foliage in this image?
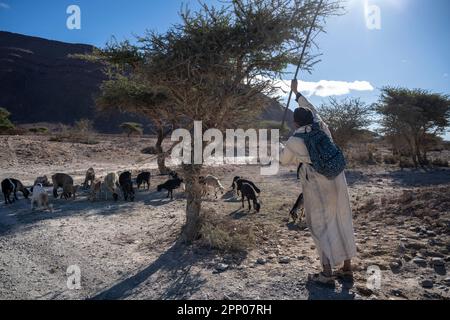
[0,107,15,132]
[256,120,290,136]
[319,98,372,149]
[29,127,49,134]
[375,87,450,167]
[120,122,143,137]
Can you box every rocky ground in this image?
[0,134,449,300]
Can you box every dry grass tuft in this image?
[198,208,256,253]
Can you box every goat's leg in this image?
[4,191,10,204]
[241,196,245,208]
[290,193,304,215]
[14,190,18,201]
[53,188,58,199]
[247,198,252,211]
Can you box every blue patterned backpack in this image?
[294,123,346,179]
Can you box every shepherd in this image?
[280,79,357,285]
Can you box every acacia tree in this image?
[94,70,177,174]
[375,87,450,167]
[318,97,372,148]
[89,0,341,242]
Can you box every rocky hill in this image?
[0,31,293,133]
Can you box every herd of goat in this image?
[1,169,269,215]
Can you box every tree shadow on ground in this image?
[0,188,177,236]
[229,209,249,220]
[305,277,355,300]
[89,241,247,300]
[388,169,450,187]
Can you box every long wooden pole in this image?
[281,0,324,129]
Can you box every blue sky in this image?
[1,0,449,138]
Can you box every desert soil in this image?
[0,134,449,300]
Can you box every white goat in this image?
[200,175,225,199]
[31,184,52,212]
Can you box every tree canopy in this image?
[319,97,372,148]
[375,87,450,166]
[80,0,343,242]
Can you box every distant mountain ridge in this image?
[0,31,293,133]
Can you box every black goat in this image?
[231,176,260,198]
[136,172,151,190]
[157,177,183,200]
[290,193,305,223]
[119,171,135,201]
[2,178,30,204]
[169,171,179,180]
[291,163,305,223]
[240,182,261,213]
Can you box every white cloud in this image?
[0,2,10,9]
[270,79,375,97]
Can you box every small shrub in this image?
[120,122,143,137]
[49,119,98,145]
[198,209,255,253]
[399,158,415,168]
[0,107,15,133]
[29,127,49,134]
[384,154,399,165]
[432,158,449,167]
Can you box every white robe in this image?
[280,95,357,267]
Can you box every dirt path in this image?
[0,135,449,300]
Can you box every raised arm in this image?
[291,79,318,115]
[290,79,333,139]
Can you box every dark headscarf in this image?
[294,107,314,127]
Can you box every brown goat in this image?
[52,173,77,200]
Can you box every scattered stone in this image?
[443,277,450,286]
[278,257,291,264]
[256,258,267,265]
[421,279,434,289]
[356,286,373,297]
[412,257,427,267]
[431,257,445,267]
[216,263,229,272]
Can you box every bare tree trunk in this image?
[181,164,203,243]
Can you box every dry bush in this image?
[347,144,380,166]
[432,158,449,167]
[399,158,416,169]
[383,154,399,165]
[29,127,49,134]
[198,209,255,253]
[49,120,98,145]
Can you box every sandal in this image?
[308,272,335,285]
